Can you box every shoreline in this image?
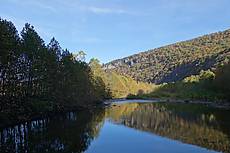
[1,98,230,130]
[104,98,230,109]
[0,104,103,130]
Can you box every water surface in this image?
[0,101,230,153]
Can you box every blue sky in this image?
[1,0,230,63]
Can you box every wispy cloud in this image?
[86,6,126,14]
[5,0,57,12]
[32,1,57,13]
[50,0,132,15]
[6,0,137,15]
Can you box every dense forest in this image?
[104,29,230,84]
[104,29,230,101]
[0,18,153,126]
[1,17,230,127]
[127,64,230,101]
[0,18,111,125]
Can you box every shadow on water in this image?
[0,109,105,153]
[0,102,230,153]
[106,102,230,153]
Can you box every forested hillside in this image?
[104,29,230,84]
[89,58,153,98]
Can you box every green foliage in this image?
[89,58,154,98]
[199,70,215,80]
[130,68,230,102]
[0,18,109,122]
[183,75,200,83]
[214,62,230,98]
[105,29,230,84]
[183,70,215,83]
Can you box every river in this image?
[0,100,230,153]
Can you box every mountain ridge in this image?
[103,29,230,84]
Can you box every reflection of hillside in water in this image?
[0,109,105,153]
[106,102,230,153]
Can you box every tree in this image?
[45,37,62,98]
[21,23,46,97]
[214,62,230,98]
[75,51,86,62]
[0,18,20,100]
[0,18,109,121]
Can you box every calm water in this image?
[0,101,230,153]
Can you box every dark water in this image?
[1,101,230,153]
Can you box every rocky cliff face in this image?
[104,29,230,84]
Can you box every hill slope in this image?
[104,29,230,84]
[89,59,154,98]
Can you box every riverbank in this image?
[0,98,104,129]
[1,99,230,153]
[1,97,230,129]
[105,98,230,109]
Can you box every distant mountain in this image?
[104,29,230,84]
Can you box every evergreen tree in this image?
[21,23,46,97]
[0,18,20,101]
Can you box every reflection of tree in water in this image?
[106,103,230,153]
[0,109,105,153]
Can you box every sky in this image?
[1,0,230,63]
